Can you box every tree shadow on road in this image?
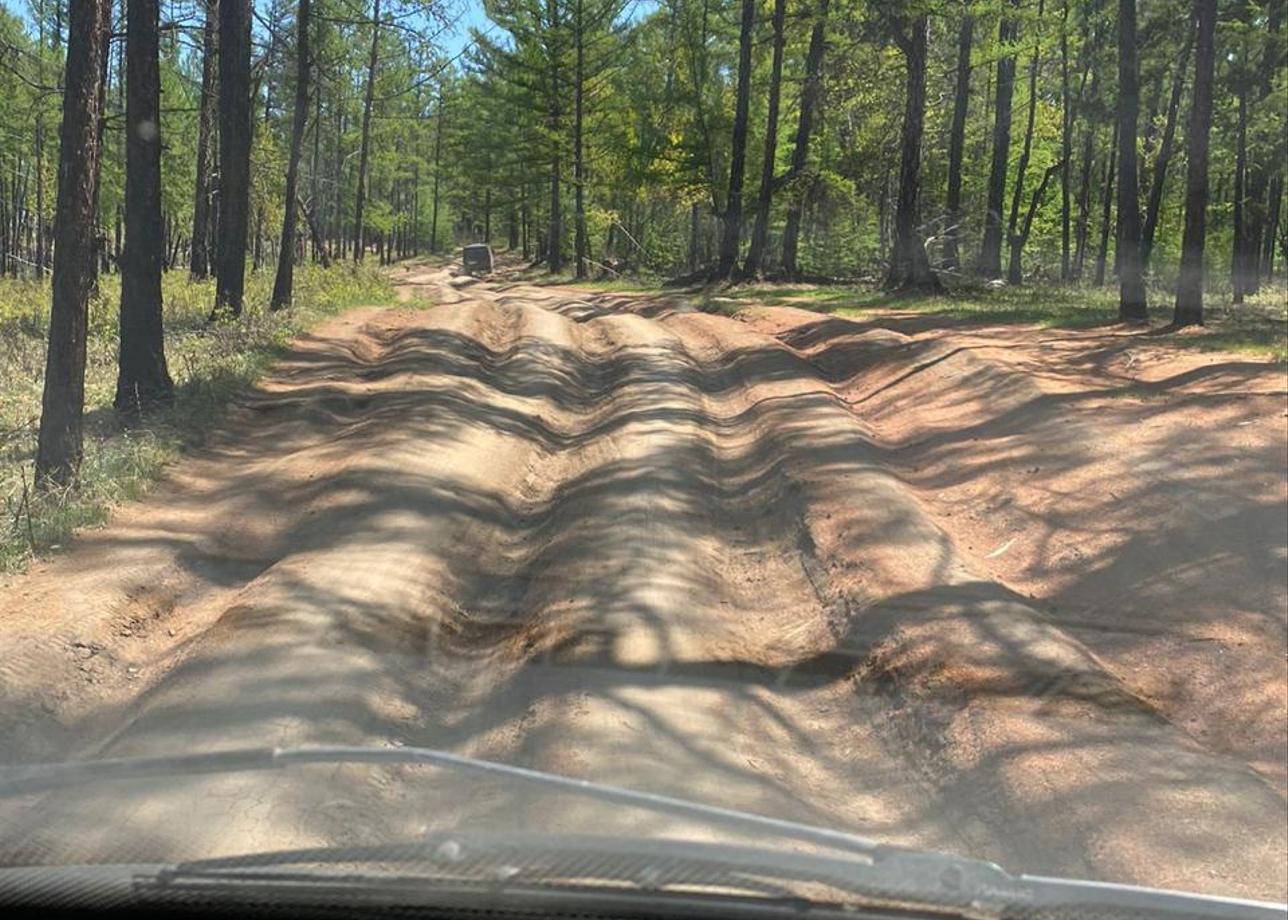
[1,288,1284,899]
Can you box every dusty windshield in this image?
[0,0,1285,913]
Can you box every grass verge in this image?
[690,280,1288,361]
[0,263,395,574]
[497,253,1286,361]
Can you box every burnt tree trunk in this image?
[191,0,217,279]
[115,0,174,414]
[271,0,312,310]
[1262,176,1283,280]
[743,0,788,278]
[36,0,110,486]
[886,14,939,291]
[90,9,111,287]
[352,0,381,263]
[1174,0,1216,326]
[978,0,1019,277]
[213,0,251,317]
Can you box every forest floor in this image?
[0,264,393,571]
[0,260,1284,902]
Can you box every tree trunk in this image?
[1005,4,1041,284]
[35,118,45,278]
[90,7,111,287]
[715,0,755,279]
[431,89,443,253]
[886,15,938,291]
[352,0,381,263]
[252,207,264,271]
[1094,120,1118,286]
[191,0,217,279]
[1115,0,1147,322]
[1141,21,1193,272]
[1072,67,1100,280]
[1174,0,1216,326]
[310,68,322,262]
[521,178,530,258]
[978,0,1019,277]
[547,0,564,273]
[271,0,312,310]
[687,201,701,271]
[573,0,588,278]
[1059,0,1072,280]
[743,0,787,278]
[1262,175,1282,280]
[36,0,110,486]
[213,0,252,317]
[332,99,344,261]
[297,195,330,269]
[116,0,174,414]
[943,11,973,273]
[1240,3,1283,293]
[780,0,829,278]
[1231,74,1252,302]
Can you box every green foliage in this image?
[0,264,394,572]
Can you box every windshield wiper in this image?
[0,744,893,859]
[1,745,1283,919]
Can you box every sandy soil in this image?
[0,265,1284,902]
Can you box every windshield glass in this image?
[1,0,1285,914]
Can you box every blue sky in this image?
[438,0,657,59]
[2,0,652,63]
[441,1,491,55]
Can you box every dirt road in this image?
[1,265,1284,901]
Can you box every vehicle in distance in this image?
[462,243,493,275]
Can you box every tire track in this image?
[0,269,1283,902]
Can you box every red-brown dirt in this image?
[1,265,1283,902]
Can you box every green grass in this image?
[514,271,665,295]
[683,279,1288,361]
[0,263,396,573]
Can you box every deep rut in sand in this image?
[0,266,1283,901]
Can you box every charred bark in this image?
[271,0,312,310]
[1174,0,1216,326]
[743,0,787,278]
[977,0,1019,277]
[191,0,217,279]
[36,0,110,485]
[213,0,251,317]
[886,14,939,291]
[115,0,174,414]
[352,0,381,263]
